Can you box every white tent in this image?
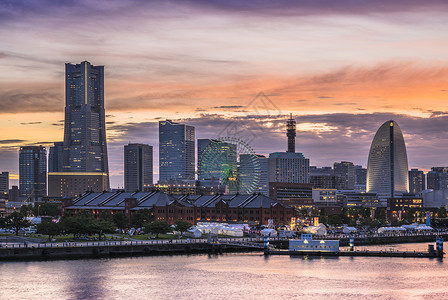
[377,227,406,234]
[185,228,202,238]
[302,223,327,236]
[415,224,433,230]
[342,227,357,234]
[26,217,41,224]
[261,228,277,237]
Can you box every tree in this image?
[37,221,61,241]
[92,219,115,240]
[60,213,96,239]
[99,210,114,223]
[131,209,153,228]
[20,204,34,217]
[328,214,343,226]
[175,220,192,237]
[144,221,172,238]
[113,212,128,231]
[33,203,61,217]
[5,212,31,235]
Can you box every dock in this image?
[266,249,444,258]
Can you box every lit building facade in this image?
[408,168,425,194]
[19,146,47,201]
[268,152,310,184]
[0,172,8,196]
[124,143,153,192]
[48,172,108,198]
[62,61,109,188]
[333,161,355,190]
[159,120,195,183]
[367,120,409,199]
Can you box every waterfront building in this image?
[19,146,47,201]
[0,172,8,196]
[367,120,409,199]
[338,190,380,207]
[124,143,153,192]
[48,142,64,172]
[63,191,294,225]
[387,196,423,220]
[333,161,355,190]
[48,172,108,198]
[62,61,109,188]
[408,168,426,194]
[289,234,339,252]
[159,120,195,183]
[269,182,313,209]
[421,189,448,208]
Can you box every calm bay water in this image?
[1,243,447,300]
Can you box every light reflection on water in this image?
[0,242,447,300]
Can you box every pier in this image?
[265,249,444,258]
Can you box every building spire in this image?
[287,113,296,153]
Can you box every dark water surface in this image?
[1,243,447,300]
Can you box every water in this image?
[1,243,447,300]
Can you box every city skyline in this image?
[1,1,448,188]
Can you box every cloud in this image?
[20,121,42,125]
[213,105,245,109]
[0,139,27,144]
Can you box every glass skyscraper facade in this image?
[159,120,195,183]
[367,120,409,198]
[124,143,153,192]
[19,146,47,201]
[48,142,64,172]
[62,61,109,187]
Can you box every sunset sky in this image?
[1,0,448,188]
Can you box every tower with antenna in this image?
[287,113,296,153]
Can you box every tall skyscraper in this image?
[0,172,9,196]
[159,120,195,183]
[19,146,47,201]
[62,61,109,186]
[197,139,237,181]
[48,142,64,172]
[408,168,425,194]
[124,144,153,192]
[287,113,296,153]
[354,165,367,186]
[426,167,448,190]
[367,120,409,198]
[334,161,355,190]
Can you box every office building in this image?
[367,120,409,198]
[159,120,195,183]
[124,143,153,192]
[268,152,310,184]
[408,168,426,194]
[334,161,355,190]
[0,172,8,196]
[426,167,448,190]
[269,182,313,209]
[48,142,64,172]
[310,174,345,189]
[48,172,108,198]
[19,146,47,201]
[62,61,109,187]
[8,186,19,202]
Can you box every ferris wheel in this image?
[200,137,261,194]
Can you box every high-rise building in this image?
[367,120,409,198]
[0,172,8,196]
[255,155,269,196]
[268,152,310,184]
[408,168,425,194]
[426,167,448,190]
[19,146,47,201]
[62,61,109,186]
[334,161,355,190]
[124,144,153,192]
[287,113,296,153]
[8,186,19,202]
[354,165,367,186]
[159,120,195,183]
[49,142,64,172]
